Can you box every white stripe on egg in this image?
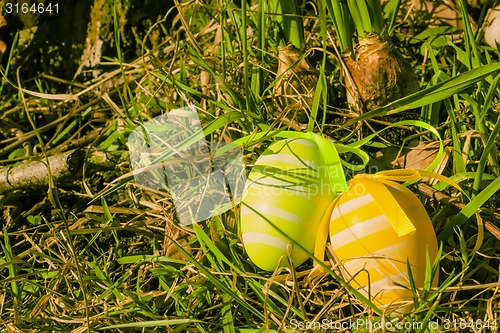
[330,194,374,221]
[256,154,318,169]
[330,214,390,248]
[242,232,289,250]
[241,204,303,225]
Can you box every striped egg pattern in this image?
[240,138,335,271]
[329,179,438,312]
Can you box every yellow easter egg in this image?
[241,137,344,271]
[329,176,438,313]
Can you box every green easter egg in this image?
[240,136,341,271]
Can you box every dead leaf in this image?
[0,40,7,54]
[373,141,441,170]
[396,141,440,169]
[485,222,500,241]
[0,13,6,28]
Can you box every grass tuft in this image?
[0,0,499,331]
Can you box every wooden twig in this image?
[0,149,85,194]
[415,182,465,209]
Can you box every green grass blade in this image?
[267,0,304,48]
[240,0,252,114]
[307,67,324,133]
[0,31,19,96]
[366,0,385,34]
[347,0,368,36]
[439,176,500,241]
[166,234,266,321]
[457,0,481,68]
[480,72,500,120]
[326,0,353,52]
[2,229,20,324]
[100,319,205,329]
[278,0,304,49]
[473,115,500,194]
[190,221,302,320]
[445,99,467,174]
[221,293,236,333]
[386,0,402,36]
[406,259,418,307]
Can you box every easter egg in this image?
[329,175,438,313]
[240,136,345,271]
[484,5,500,48]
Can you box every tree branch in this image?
[0,149,85,194]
